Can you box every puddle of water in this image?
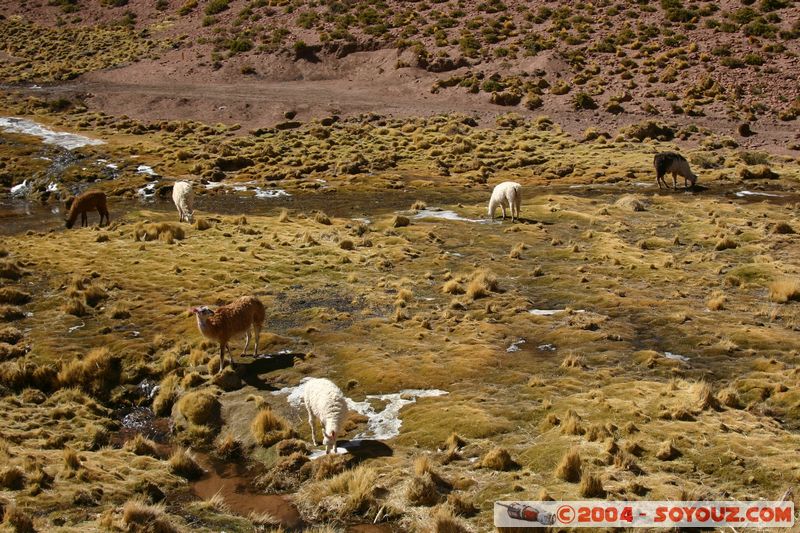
[528,309,585,316]
[273,378,449,441]
[412,208,485,223]
[137,183,156,197]
[538,344,557,351]
[735,190,783,198]
[663,351,690,362]
[0,117,104,150]
[190,453,302,528]
[506,339,526,352]
[136,164,158,177]
[254,187,290,199]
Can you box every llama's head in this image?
[65,219,74,229]
[186,211,194,224]
[687,172,698,187]
[190,306,214,323]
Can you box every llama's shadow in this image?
[234,352,303,390]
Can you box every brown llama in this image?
[190,295,265,373]
[65,190,109,229]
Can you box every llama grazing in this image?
[302,378,349,454]
[65,190,109,229]
[190,295,265,373]
[654,152,697,190]
[488,181,522,221]
[172,181,194,223]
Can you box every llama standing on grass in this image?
[302,378,349,454]
[65,190,109,228]
[190,295,265,373]
[488,181,522,221]
[172,181,194,223]
[654,152,697,190]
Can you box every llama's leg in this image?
[242,331,251,356]
[500,204,506,219]
[306,402,317,445]
[81,212,87,227]
[219,343,226,373]
[656,172,664,189]
[672,173,678,189]
[252,324,260,356]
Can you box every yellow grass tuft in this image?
[153,374,180,416]
[769,278,800,303]
[177,390,221,427]
[169,447,204,479]
[480,447,518,471]
[432,507,469,533]
[555,448,581,482]
[509,242,526,259]
[0,288,31,305]
[707,291,726,311]
[714,236,738,251]
[278,209,290,222]
[411,200,427,211]
[442,279,464,295]
[466,269,498,300]
[0,466,26,490]
[579,471,606,497]
[406,472,441,506]
[133,222,185,242]
[63,447,81,470]
[2,504,35,533]
[716,386,741,408]
[690,381,718,410]
[122,498,178,533]
[124,434,159,457]
[314,211,332,225]
[250,408,294,447]
[561,410,584,435]
[57,347,121,398]
[655,440,680,461]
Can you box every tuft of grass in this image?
[177,390,221,427]
[442,279,464,295]
[314,212,332,225]
[579,471,606,497]
[124,434,159,457]
[0,288,31,305]
[444,432,466,451]
[561,354,586,369]
[2,504,35,533]
[122,498,178,533]
[555,447,581,482]
[432,507,469,532]
[63,298,87,317]
[0,466,26,490]
[153,374,179,416]
[63,447,81,470]
[0,260,25,280]
[406,472,441,506]
[465,269,498,300]
[250,408,294,447]
[0,326,23,345]
[133,222,185,242]
[690,381,718,410]
[300,464,378,518]
[716,386,741,408]
[655,440,680,460]
[769,278,800,303]
[391,215,411,228]
[83,284,108,308]
[714,237,738,251]
[561,410,584,435]
[411,200,427,211]
[707,292,726,311]
[194,217,212,231]
[57,347,121,397]
[214,433,244,460]
[169,447,204,479]
[278,209,290,223]
[614,195,646,212]
[480,447,518,470]
[509,242,525,259]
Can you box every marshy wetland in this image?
[2,95,800,532]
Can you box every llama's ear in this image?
[189,307,198,314]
